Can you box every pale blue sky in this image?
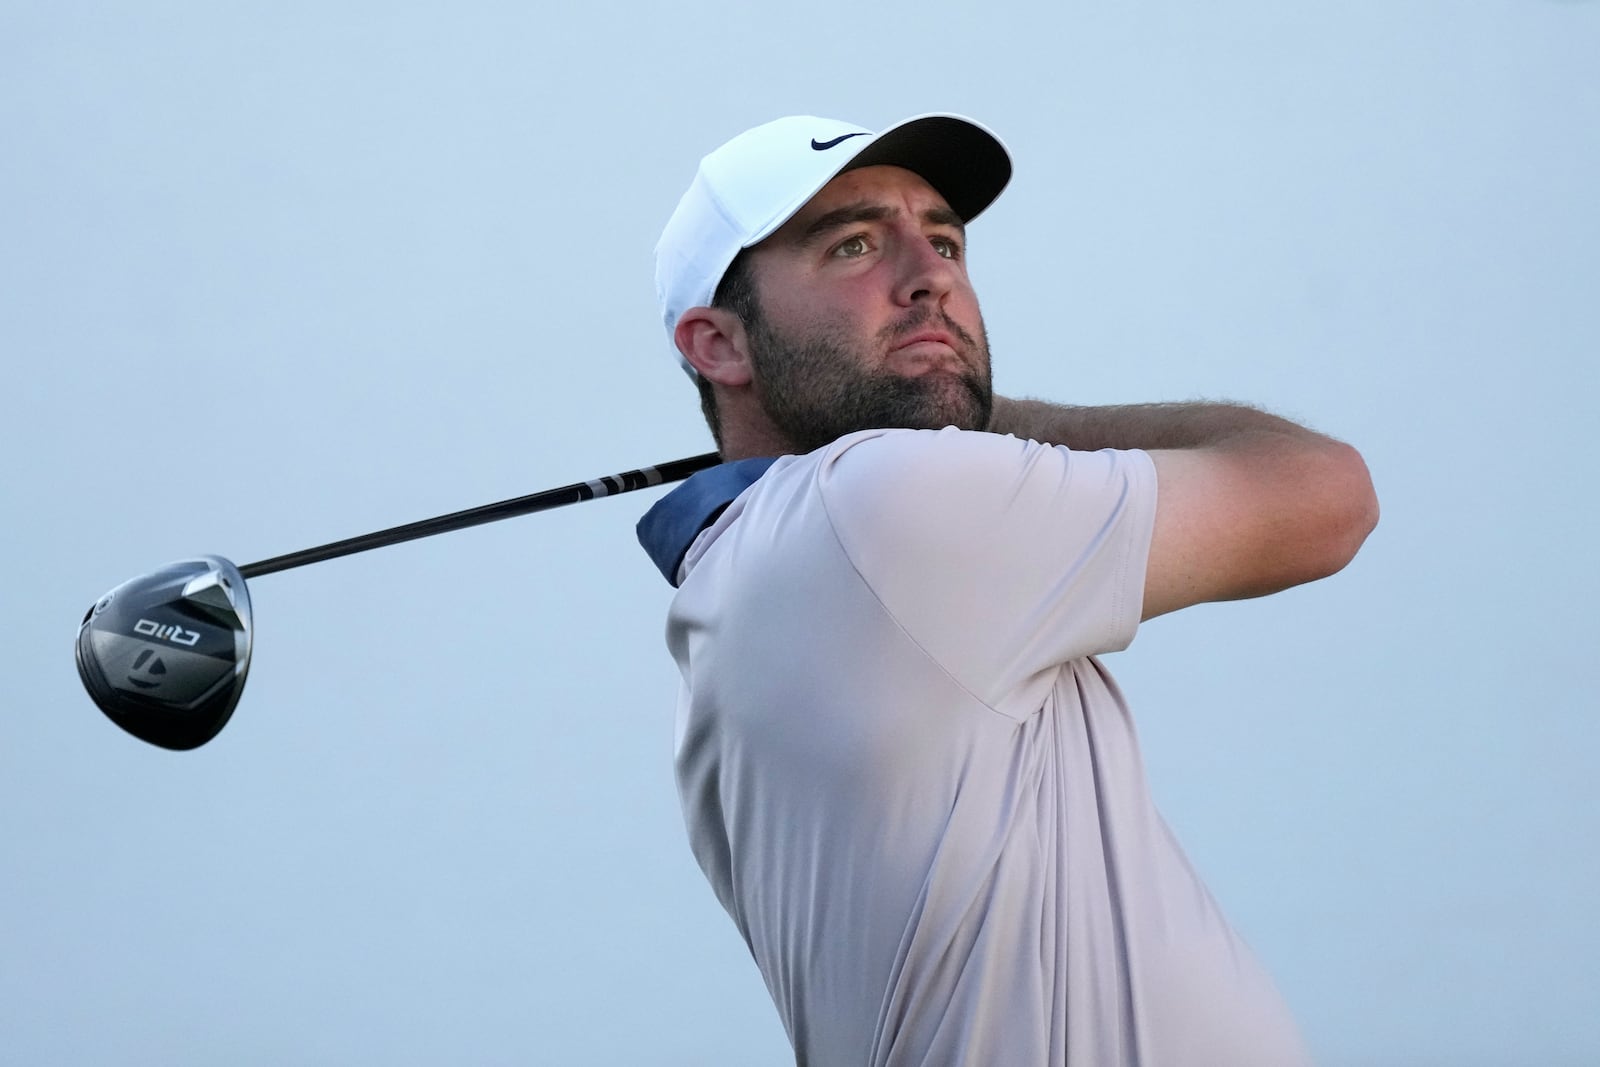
[3,2,1597,1063]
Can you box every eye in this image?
[832,234,870,258]
[931,235,963,260]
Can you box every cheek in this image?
[946,281,984,323]
[769,282,877,336]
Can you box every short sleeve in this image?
[816,427,1157,706]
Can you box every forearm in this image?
[987,395,1334,453]
[990,394,1379,615]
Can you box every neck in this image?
[715,391,796,462]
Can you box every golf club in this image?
[76,452,719,750]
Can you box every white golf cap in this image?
[654,113,1012,378]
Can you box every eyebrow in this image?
[796,201,967,246]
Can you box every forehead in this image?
[766,165,954,244]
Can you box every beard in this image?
[745,305,994,456]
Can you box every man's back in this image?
[645,428,1313,1065]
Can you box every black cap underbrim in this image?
[842,115,1013,224]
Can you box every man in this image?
[638,114,1377,1066]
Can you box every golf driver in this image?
[76,452,719,750]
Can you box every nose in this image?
[892,234,959,308]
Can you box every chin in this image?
[910,374,991,433]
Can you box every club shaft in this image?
[239,452,720,579]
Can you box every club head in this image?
[75,556,253,750]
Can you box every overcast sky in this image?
[4,2,1597,1064]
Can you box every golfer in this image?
[639,113,1378,1066]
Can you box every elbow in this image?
[1311,441,1380,580]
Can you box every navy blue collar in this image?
[637,457,778,586]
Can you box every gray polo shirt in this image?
[639,427,1312,1066]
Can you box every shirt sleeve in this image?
[815,427,1157,711]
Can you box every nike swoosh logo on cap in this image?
[811,132,869,151]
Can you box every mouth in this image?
[879,311,983,380]
[888,332,966,376]
[891,330,959,354]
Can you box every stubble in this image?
[746,306,995,456]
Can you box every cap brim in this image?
[737,113,1013,253]
[843,114,1012,225]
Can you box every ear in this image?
[675,306,754,387]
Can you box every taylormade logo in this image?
[134,618,201,647]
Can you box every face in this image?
[737,165,993,454]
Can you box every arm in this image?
[989,395,1380,621]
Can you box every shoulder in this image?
[813,427,1154,524]
[803,429,1159,683]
